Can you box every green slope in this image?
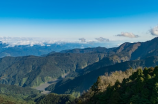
[0,53,107,87]
[0,84,41,104]
[46,56,158,96]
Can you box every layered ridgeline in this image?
[0,41,142,88]
[0,37,158,96]
[44,37,158,96]
[0,42,141,88]
[0,53,109,87]
[0,42,97,58]
[62,37,158,60]
[45,56,158,96]
[73,66,158,104]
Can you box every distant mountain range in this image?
[0,37,158,98]
[0,42,105,58]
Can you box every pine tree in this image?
[91,76,102,92]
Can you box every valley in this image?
[35,73,70,94]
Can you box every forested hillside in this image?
[73,66,158,104]
[45,56,158,96]
[0,52,114,88]
[0,84,76,104]
[0,84,41,104]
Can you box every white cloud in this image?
[0,37,119,48]
[0,37,96,47]
[116,32,139,38]
[95,37,109,42]
[150,26,158,36]
[0,37,56,47]
[79,38,86,42]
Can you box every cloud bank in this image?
[0,37,57,47]
[0,37,110,47]
[150,26,158,36]
[79,38,86,42]
[116,32,139,38]
[95,37,109,42]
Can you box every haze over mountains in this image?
[0,37,158,103]
[0,42,104,58]
[0,37,120,58]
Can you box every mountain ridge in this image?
[46,56,158,96]
[0,37,158,97]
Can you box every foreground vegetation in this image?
[74,66,158,104]
[36,93,75,104]
[2,66,158,104]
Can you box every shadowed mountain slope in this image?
[131,37,158,60]
[46,56,158,95]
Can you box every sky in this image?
[0,0,158,47]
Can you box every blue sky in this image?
[0,0,158,46]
